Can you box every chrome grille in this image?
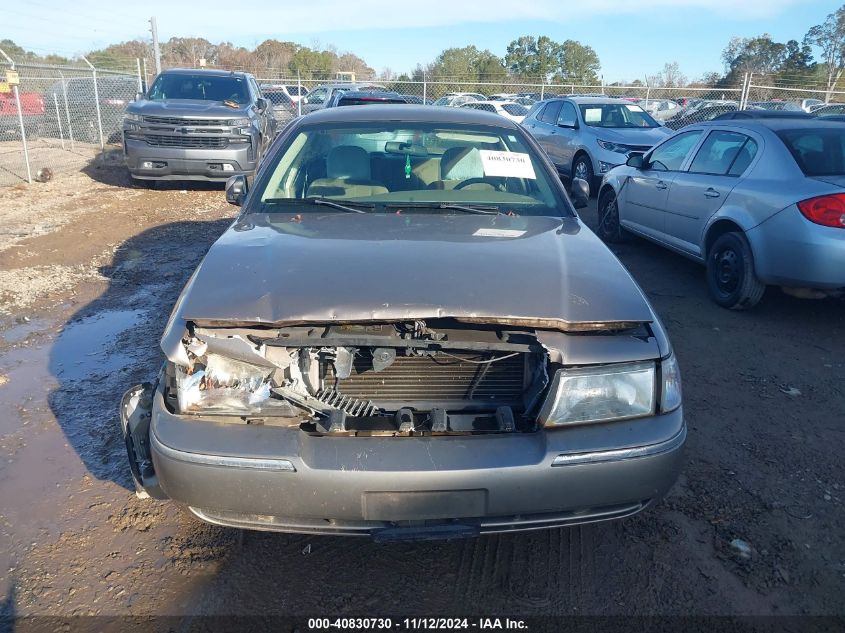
[143,116,230,126]
[323,352,526,404]
[145,135,228,148]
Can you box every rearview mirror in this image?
[570,178,590,209]
[225,175,247,206]
[626,152,645,168]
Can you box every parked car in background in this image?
[301,83,386,113]
[597,118,845,308]
[122,68,276,183]
[433,94,478,107]
[638,99,682,122]
[444,91,487,101]
[664,102,741,130]
[488,93,516,101]
[513,96,538,107]
[810,103,845,117]
[798,98,823,112]
[326,90,408,107]
[749,101,803,112]
[460,100,529,123]
[714,110,810,121]
[1,87,44,139]
[44,75,137,144]
[120,104,685,540]
[522,96,672,191]
[260,83,308,103]
[262,87,300,125]
[400,95,433,105]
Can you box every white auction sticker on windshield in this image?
[473,228,526,238]
[478,150,536,179]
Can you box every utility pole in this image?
[150,16,161,76]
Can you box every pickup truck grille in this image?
[323,351,527,406]
[143,116,230,126]
[145,135,228,148]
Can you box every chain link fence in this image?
[3,58,845,187]
[0,57,141,186]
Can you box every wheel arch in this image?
[703,217,748,258]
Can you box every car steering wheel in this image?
[453,177,504,190]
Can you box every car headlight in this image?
[540,361,656,427]
[124,113,143,122]
[596,139,630,154]
[229,118,251,127]
[660,353,682,413]
[173,355,292,416]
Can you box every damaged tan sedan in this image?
[120,105,685,541]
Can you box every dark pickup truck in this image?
[122,68,276,183]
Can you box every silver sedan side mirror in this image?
[570,177,590,209]
[225,175,247,206]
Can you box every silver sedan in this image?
[596,118,845,309]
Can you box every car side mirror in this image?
[626,152,645,168]
[256,98,269,112]
[135,91,144,101]
[225,175,247,206]
[570,178,590,209]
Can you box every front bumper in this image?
[123,137,256,181]
[143,387,686,538]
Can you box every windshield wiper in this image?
[262,198,375,214]
[383,202,501,215]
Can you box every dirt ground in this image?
[0,163,842,623]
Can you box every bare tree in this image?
[804,5,845,102]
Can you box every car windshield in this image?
[578,103,659,128]
[148,73,249,104]
[255,122,567,216]
[778,128,845,176]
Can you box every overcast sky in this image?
[6,0,841,79]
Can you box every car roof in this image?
[160,68,251,78]
[299,104,521,128]
[563,96,626,104]
[697,117,845,132]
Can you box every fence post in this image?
[60,71,75,151]
[297,71,302,117]
[540,80,545,100]
[135,58,143,93]
[0,47,32,183]
[82,56,105,157]
[422,72,427,103]
[142,58,149,89]
[53,93,65,150]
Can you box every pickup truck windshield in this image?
[148,74,249,104]
[255,122,568,216]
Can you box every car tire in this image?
[571,154,594,195]
[597,188,627,243]
[706,232,765,310]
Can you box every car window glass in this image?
[778,128,845,176]
[308,88,328,104]
[727,138,758,175]
[689,131,752,175]
[502,104,528,116]
[557,102,577,127]
[539,101,563,124]
[648,131,703,171]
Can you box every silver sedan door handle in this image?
[656,181,668,190]
[704,188,720,198]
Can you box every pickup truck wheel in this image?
[706,232,765,310]
[597,189,627,243]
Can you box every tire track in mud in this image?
[453,526,599,612]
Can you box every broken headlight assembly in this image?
[173,354,294,416]
[539,356,681,427]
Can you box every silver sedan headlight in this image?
[173,355,292,416]
[540,361,656,426]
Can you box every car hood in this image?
[589,126,672,146]
[126,99,249,118]
[172,213,654,334]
